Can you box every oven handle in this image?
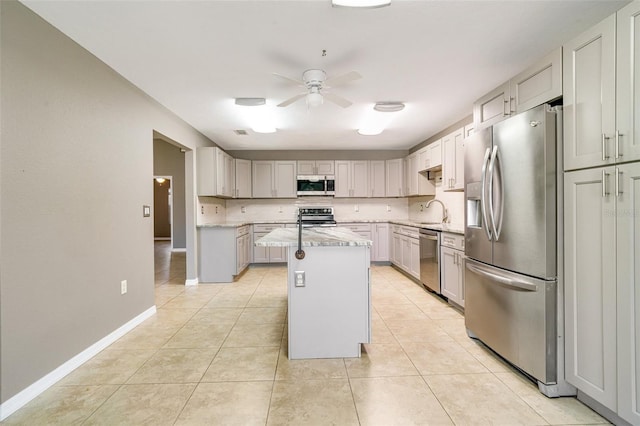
[466,262,537,292]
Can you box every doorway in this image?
[153,176,172,242]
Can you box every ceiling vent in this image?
[234,129,249,135]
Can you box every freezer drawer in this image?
[464,258,557,384]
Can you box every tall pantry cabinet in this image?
[563,2,640,423]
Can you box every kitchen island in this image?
[255,227,372,359]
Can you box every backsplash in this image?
[224,197,409,223]
[408,173,465,227]
[198,174,464,227]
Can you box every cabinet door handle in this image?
[602,134,610,161]
[503,99,510,117]
[602,170,610,197]
[615,130,622,160]
[616,167,622,197]
[510,96,515,114]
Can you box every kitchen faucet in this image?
[426,199,448,223]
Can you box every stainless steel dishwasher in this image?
[419,228,440,293]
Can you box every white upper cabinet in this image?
[369,160,386,197]
[297,160,335,175]
[474,47,562,130]
[417,139,442,171]
[563,15,617,171]
[196,147,235,198]
[234,158,252,198]
[335,160,369,198]
[565,3,640,172]
[405,153,419,196]
[385,158,405,197]
[616,2,640,165]
[443,127,465,191]
[251,160,296,198]
[406,153,435,196]
[474,81,511,130]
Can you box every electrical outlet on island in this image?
[120,280,127,295]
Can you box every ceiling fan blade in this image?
[325,71,362,87]
[277,93,306,107]
[273,72,304,86]
[323,92,352,108]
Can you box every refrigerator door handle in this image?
[487,145,500,240]
[480,147,493,241]
[466,262,538,292]
[494,147,505,240]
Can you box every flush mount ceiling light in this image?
[235,99,277,133]
[332,0,391,8]
[234,97,266,107]
[358,102,405,135]
[373,101,405,112]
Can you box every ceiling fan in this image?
[274,69,362,108]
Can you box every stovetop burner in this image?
[298,206,336,227]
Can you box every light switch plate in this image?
[143,205,151,217]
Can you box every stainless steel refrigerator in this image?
[464,103,559,390]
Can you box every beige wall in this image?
[0,1,215,404]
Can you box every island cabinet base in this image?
[287,245,371,359]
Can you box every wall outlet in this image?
[215,206,219,214]
[354,204,359,212]
[200,205,204,215]
[241,206,246,213]
[120,280,127,295]
[294,271,305,287]
[386,205,391,212]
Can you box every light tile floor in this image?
[2,242,610,425]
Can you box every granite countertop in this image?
[198,219,464,235]
[197,220,295,228]
[254,227,372,248]
[390,221,465,235]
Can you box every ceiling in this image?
[22,0,628,151]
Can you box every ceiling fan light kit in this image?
[332,0,391,8]
[306,92,324,107]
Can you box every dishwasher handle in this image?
[466,262,538,292]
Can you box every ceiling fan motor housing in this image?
[303,69,327,89]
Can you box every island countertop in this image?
[255,226,372,248]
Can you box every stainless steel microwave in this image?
[296,175,335,196]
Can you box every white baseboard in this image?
[185,278,199,286]
[171,248,186,253]
[154,237,171,241]
[0,305,157,421]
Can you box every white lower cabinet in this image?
[253,224,287,263]
[235,225,251,273]
[440,232,465,308]
[564,162,640,423]
[198,225,250,282]
[372,223,389,262]
[340,221,392,263]
[390,224,420,280]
